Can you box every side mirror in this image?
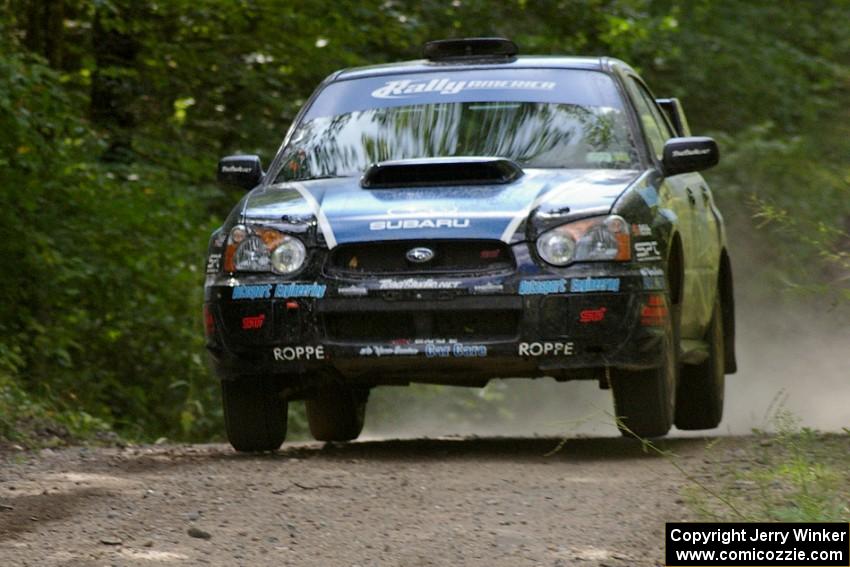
[662,137,719,176]
[217,155,263,190]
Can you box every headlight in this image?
[536,215,631,266]
[233,235,272,271]
[224,225,306,274]
[270,235,307,274]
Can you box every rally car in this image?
[204,38,736,452]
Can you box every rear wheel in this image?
[222,375,288,452]
[675,294,725,430]
[610,298,678,438]
[306,386,368,442]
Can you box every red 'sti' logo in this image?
[480,249,501,259]
[242,314,265,330]
[579,307,607,323]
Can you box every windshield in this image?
[276,69,639,182]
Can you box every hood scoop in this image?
[360,157,524,189]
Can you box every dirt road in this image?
[0,436,724,566]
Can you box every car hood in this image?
[243,168,640,247]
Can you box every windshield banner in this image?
[305,69,622,119]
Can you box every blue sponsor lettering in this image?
[425,343,487,358]
[570,278,620,293]
[232,284,273,300]
[274,283,327,299]
[518,279,567,296]
[452,343,487,357]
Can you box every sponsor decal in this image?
[631,223,652,237]
[634,241,661,261]
[579,307,607,323]
[369,218,471,231]
[518,342,574,357]
[425,343,487,358]
[640,267,666,290]
[378,278,462,290]
[241,314,265,330]
[273,345,325,361]
[337,285,368,297]
[371,78,557,99]
[206,253,222,274]
[274,282,327,299]
[221,164,254,174]
[570,277,620,293]
[518,279,567,296]
[359,345,418,357]
[472,282,504,294]
[671,147,711,158]
[413,338,456,344]
[233,283,326,300]
[232,284,273,300]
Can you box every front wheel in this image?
[222,375,288,452]
[306,386,368,442]
[610,300,678,438]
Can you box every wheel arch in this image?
[718,248,737,374]
[666,232,684,307]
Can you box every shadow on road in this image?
[108,435,715,474]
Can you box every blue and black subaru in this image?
[204,38,736,451]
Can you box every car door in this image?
[624,75,706,339]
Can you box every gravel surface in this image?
[0,437,714,566]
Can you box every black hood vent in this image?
[360,157,524,189]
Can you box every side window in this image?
[627,78,672,161]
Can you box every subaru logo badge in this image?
[406,247,435,264]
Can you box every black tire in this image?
[222,375,288,452]
[610,299,678,438]
[675,294,725,430]
[306,386,368,442]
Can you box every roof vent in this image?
[422,37,519,62]
[361,157,524,189]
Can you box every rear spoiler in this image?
[360,157,524,189]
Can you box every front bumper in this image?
[204,260,669,388]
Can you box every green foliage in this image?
[682,409,850,522]
[0,0,848,444]
[0,371,112,447]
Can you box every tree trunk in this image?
[90,2,140,162]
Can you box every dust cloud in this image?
[363,244,850,439]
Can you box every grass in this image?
[0,372,116,449]
[679,400,850,522]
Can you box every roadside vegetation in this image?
[619,403,850,522]
[0,0,848,446]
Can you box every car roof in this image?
[332,55,635,82]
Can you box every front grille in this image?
[326,240,514,276]
[323,310,520,342]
